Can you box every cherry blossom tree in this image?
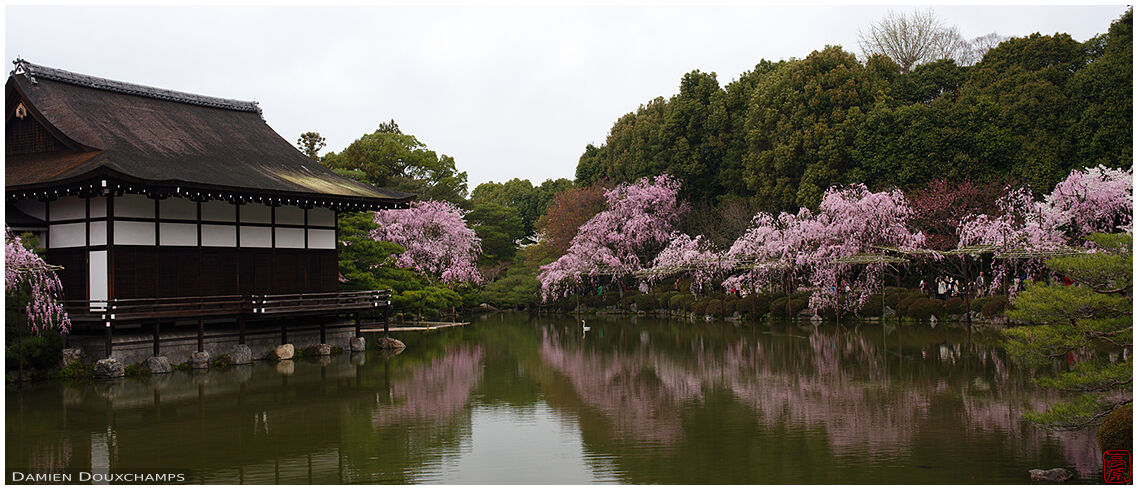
[642,233,723,294]
[371,200,483,285]
[956,165,1133,294]
[1044,165,1133,240]
[538,175,684,300]
[5,230,70,334]
[722,184,924,314]
[720,209,821,304]
[806,185,926,312]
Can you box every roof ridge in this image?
[11,58,262,115]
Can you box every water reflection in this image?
[5,315,1106,484]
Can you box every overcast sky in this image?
[5,4,1129,191]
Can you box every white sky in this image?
[4,4,1129,191]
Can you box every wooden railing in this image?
[65,290,390,322]
[250,291,389,315]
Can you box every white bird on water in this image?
[581,320,591,333]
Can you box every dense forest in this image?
[576,10,1131,210]
[302,8,1131,316]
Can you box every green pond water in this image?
[6,313,1105,484]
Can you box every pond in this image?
[6,313,1103,484]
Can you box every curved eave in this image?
[5,168,415,211]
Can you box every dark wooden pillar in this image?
[354,313,361,338]
[281,322,288,344]
[238,315,246,344]
[383,306,390,338]
[105,320,114,358]
[197,318,205,352]
[319,316,326,344]
[152,321,160,356]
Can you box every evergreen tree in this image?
[1004,233,1132,430]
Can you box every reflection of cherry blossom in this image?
[372,346,484,426]
[540,323,1102,474]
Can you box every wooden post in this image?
[281,322,288,345]
[197,318,205,352]
[896,265,901,321]
[153,321,160,357]
[354,313,361,338]
[383,306,390,338]
[238,315,246,344]
[105,320,113,359]
[319,316,326,344]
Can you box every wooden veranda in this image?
[64,290,392,358]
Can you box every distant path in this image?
[360,321,469,333]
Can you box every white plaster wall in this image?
[240,203,272,224]
[159,222,198,246]
[159,197,197,220]
[89,221,107,246]
[308,229,336,249]
[275,227,305,248]
[240,226,272,248]
[48,223,86,248]
[201,224,236,247]
[49,196,85,221]
[90,196,107,218]
[309,207,335,227]
[115,194,154,219]
[114,221,155,246]
[202,200,236,222]
[276,205,305,225]
[89,250,108,302]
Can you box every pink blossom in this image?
[644,233,723,294]
[722,184,924,313]
[538,175,684,300]
[1044,165,1133,238]
[956,166,1132,294]
[5,229,70,335]
[371,200,483,285]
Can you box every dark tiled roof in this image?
[14,59,262,114]
[6,60,414,208]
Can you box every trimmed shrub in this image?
[970,296,989,313]
[981,295,1008,317]
[898,294,922,317]
[679,294,695,310]
[750,294,773,317]
[723,299,739,317]
[907,298,946,320]
[770,295,809,318]
[620,296,637,309]
[668,294,685,310]
[658,291,677,307]
[635,294,657,310]
[945,297,965,315]
[692,300,709,315]
[583,295,604,308]
[769,296,789,317]
[859,294,884,317]
[1098,404,1132,451]
[706,299,724,318]
[602,291,621,306]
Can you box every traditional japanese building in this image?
[5,59,412,366]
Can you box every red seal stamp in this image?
[1103,449,1131,484]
